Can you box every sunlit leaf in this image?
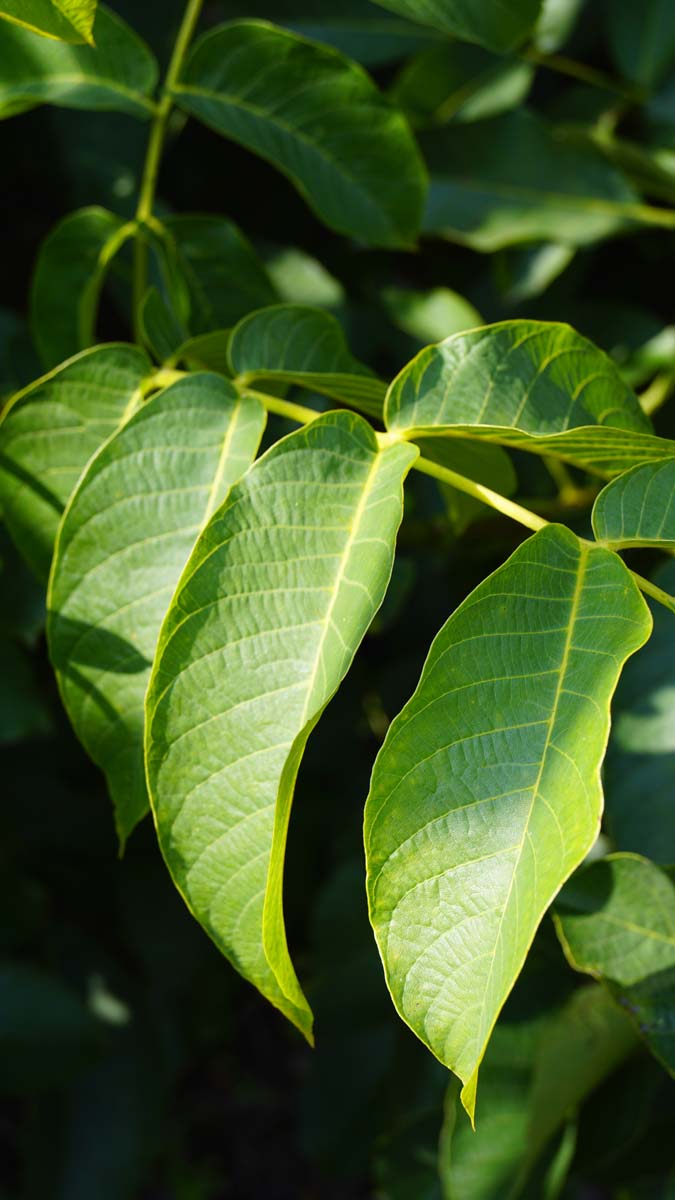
[0,0,97,44]
[30,206,134,368]
[365,524,651,1119]
[555,854,675,1073]
[592,457,675,548]
[0,5,157,119]
[48,374,265,843]
[145,412,418,1037]
[171,20,427,247]
[228,304,386,417]
[381,286,482,345]
[0,343,150,579]
[385,320,674,476]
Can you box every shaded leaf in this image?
[417,437,517,535]
[0,343,151,579]
[0,0,97,44]
[365,524,651,1119]
[555,853,675,1073]
[48,375,265,843]
[592,457,675,548]
[171,20,427,247]
[0,5,157,120]
[228,304,386,417]
[368,0,542,53]
[606,0,675,88]
[385,320,673,477]
[145,412,418,1037]
[422,110,642,251]
[605,560,675,865]
[139,287,186,364]
[30,206,134,368]
[0,964,100,1093]
[392,42,533,128]
[494,243,575,303]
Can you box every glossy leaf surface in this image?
[555,854,675,1073]
[369,0,541,52]
[592,457,675,548]
[605,560,675,865]
[228,304,386,417]
[422,110,641,250]
[31,206,133,368]
[0,344,150,579]
[0,0,97,44]
[172,21,427,247]
[48,375,265,843]
[365,524,651,1118]
[146,412,418,1037]
[385,320,672,476]
[0,6,157,119]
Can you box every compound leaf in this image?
[48,375,266,843]
[145,411,418,1037]
[385,320,675,476]
[0,5,157,119]
[365,524,651,1120]
[171,20,427,248]
[0,0,97,44]
[592,457,675,548]
[228,304,386,417]
[555,853,675,1074]
[31,206,134,368]
[368,0,542,53]
[0,343,151,579]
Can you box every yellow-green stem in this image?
[132,0,204,340]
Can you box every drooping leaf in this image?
[368,0,542,52]
[153,214,279,336]
[392,42,533,128]
[385,320,675,476]
[171,20,427,248]
[365,524,651,1119]
[443,984,636,1198]
[605,0,675,89]
[145,411,418,1037]
[0,343,151,579]
[555,854,675,1074]
[381,286,482,345]
[30,206,134,368]
[228,304,386,417]
[592,457,675,548]
[0,0,97,44]
[139,287,187,365]
[0,5,157,120]
[422,110,643,251]
[604,560,675,866]
[48,375,266,843]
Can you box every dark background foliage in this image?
[1,2,675,1197]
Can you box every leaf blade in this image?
[592,457,675,547]
[47,374,266,842]
[368,0,542,52]
[365,524,651,1119]
[0,0,97,44]
[145,411,418,1034]
[171,20,427,247]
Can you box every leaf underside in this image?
[365,523,651,1120]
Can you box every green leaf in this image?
[422,110,642,251]
[606,0,675,88]
[30,206,134,369]
[139,287,187,365]
[385,320,675,477]
[153,214,279,336]
[228,304,386,417]
[145,411,418,1037]
[592,458,675,548]
[0,5,157,119]
[555,853,675,1074]
[365,524,651,1120]
[265,246,344,310]
[48,374,265,843]
[417,437,517,535]
[171,20,427,248]
[533,0,584,52]
[443,984,636,1198]
[381,286,482,345]
[0,0,97,44]
[174,331,232,375]
[0,343,151,579]
[494,243,575,303]
[604,560,675,866]
[392,42,533,128]
[368,0,542,52]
